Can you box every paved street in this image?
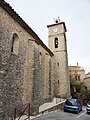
[32,106,90,120]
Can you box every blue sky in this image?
[5,0,90,72]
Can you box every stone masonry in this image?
[0,0,70,119]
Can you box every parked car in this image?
[64,98,82,114]
[86,101,90,114]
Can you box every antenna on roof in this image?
[53,16,60,23]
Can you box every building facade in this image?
[68,64,85,82]
[0,0,70,119]
[68,64,85,94]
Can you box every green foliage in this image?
[69,75,90,103]
[80,88,90,102]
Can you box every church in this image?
[0,0,70,119]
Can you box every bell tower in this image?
[47,21,70,98]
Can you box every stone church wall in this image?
[0,5,54,118]
[0,6,28,119]
[30,42,54,114]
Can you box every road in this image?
[32,106,90,120]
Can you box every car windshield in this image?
[66,99,78,106]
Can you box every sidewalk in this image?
[15,97,65,120]
[39,97,65,113]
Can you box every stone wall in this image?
[0,1,71,119]
[0,5,54,119]
[30,43,54,114]
[0,6,28,119]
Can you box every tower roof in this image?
[47,22,67,32]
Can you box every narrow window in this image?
[75,76,77,80]
[54,37,58,48]
[40,52,42,65]
[11,33,19,55]
[78,76,80,81]
[58,80,59,84]
[57,63,59,66]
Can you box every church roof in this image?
[0,0,54,57]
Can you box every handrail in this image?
[13,103,30,120]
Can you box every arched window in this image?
[11,33,19,55]
[54,37,58,48]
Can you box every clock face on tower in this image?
[53,27,58,33]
